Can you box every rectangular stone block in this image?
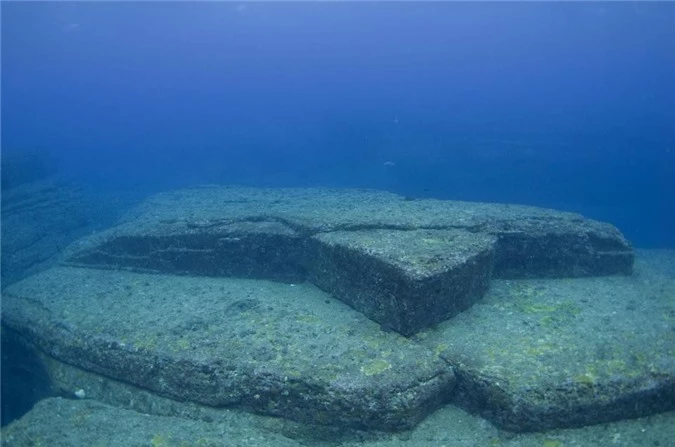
[67,220,306,282]
[62,187,635,334]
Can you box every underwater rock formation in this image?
[5,187,670,436]
[64,186,634,335]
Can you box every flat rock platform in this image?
[416,250,675,431]
[4,187,669,436]
[3,266,453,431]
[63,186,633,335]
[3,251,674,434]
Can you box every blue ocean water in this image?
[2,2,675,439]
[3,2,674,247]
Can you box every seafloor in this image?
[1,184,674,446]
[2,392,675,447]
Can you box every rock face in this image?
[1,176,94,287]
[5,186,666,436]
[64,186,634,335]
[308,229,496,335]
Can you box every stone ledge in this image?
[308,229,495,335]
[63,186,634,335]
[415,251,675,431]
[67,220,307,282]
[2,267,455,432]
[3,251,671,434]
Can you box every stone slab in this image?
[2,251,671,434]
[308,229,495,335]
[415,249,675,431]
[3,394,675,447]
[68,219,307,282]
[65,187,634,281]
[9,349,385,445]
[1,266,455,432]
[0,397,303,447]
[63,186,633,334]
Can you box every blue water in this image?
[3,1,674,246]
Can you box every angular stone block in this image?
[417,250,675,431]
[308,229,496,336]
[487,217,634,278]
[63,186,634,335]
[67,220,306,282]
[2,267,456,431]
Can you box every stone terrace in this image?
[63,186,634,335]
[5,186,668,436]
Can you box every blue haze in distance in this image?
[2,2,674,247]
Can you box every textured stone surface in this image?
[2,251,672,434]
[2,266,455,431]
[308,229,495,335]
[22,351,386,444]
[415,250,675,431]
[64,186,633,334]
[1,176,94,287]
[489,218,635,278]
[0,397,304,447]
[68,219,307,282]
[3,393,675,447]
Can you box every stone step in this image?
[3,250,672,433]
[2,266,455,432]
[307,229,495,335]
[63,186,634,335]
[415,250,675,431]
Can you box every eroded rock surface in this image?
[64,186,633,334]
[416,250,675,431]
[308,229,495,335]
[3,187,661,435]
[1,176,94,287]
[2,267,455,431]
